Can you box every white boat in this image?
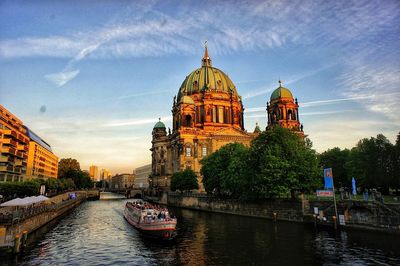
[123,200,177,240]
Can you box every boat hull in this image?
[124,205,177,240]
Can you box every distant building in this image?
[134,164,151,189]
[110,173,135,190]
[100,168,111,181]
[25,126,58,179]
[0,105,29,182]
[89,165,99,181]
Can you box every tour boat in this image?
[123,200,177,240]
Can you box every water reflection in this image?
[1,199,399,265]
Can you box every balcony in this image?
[3,129,18,139]
[14,167,22,174]
[15,151,23,158]
[14,159,23,166]
[17,134,26,143]
[0,165,14,172]
[1,138,17,147]
[0,156,13,163]
[1,146,16,155]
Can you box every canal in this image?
[3,197,400,265]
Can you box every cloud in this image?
[245,109,353,119]
[300,96,374,108]
[44,69,80,87]
[245,91,400,115]
[338,56,400,123]
[103,116,172,127]
[1,0,397,60]
[242,64,335,100]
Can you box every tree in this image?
[319,147,351,188]
[58,158,81,178]
[201,127,320,200]
[346,134,393,193]
[170,169,199,192]
[63,169,92,189]
[201,143,249,196]
[248,126,321,199]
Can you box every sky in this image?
[0,0,399,174]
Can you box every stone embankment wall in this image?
[159,193,400,233]
[166,192,305,222]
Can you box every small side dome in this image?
[270,80,293,101]
[153,118,166,129]
[180,95,195,105]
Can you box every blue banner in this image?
[324,168,333,189]
[352,177,357,195]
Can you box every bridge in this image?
[101,188,144,199]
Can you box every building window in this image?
[218,107,224,123]
[202,146,207,157]
[185,147,191,157]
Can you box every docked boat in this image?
[123,200,177,240]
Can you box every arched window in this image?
[201,146,207,157]
[185,147,192,157]
[288,110,293,120]
[185,115,192,127]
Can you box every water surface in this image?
[3,198,400,265]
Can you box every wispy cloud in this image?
[44,70,80,87]
[103,116,171,127]
[245,92,400,115]
[242,64,335,99]
[338,57,400,123]
[245,109,353,119]
[300,96,374,108]
[1,0,398,89]
[1,0,397,60]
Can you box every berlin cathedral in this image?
[150,44,304,192]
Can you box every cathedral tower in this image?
[266,81,304,137]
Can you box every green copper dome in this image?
[270,81,293,101]
[177,45,238,101]
[153,120,166,129]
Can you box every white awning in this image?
[0,196,50,207]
